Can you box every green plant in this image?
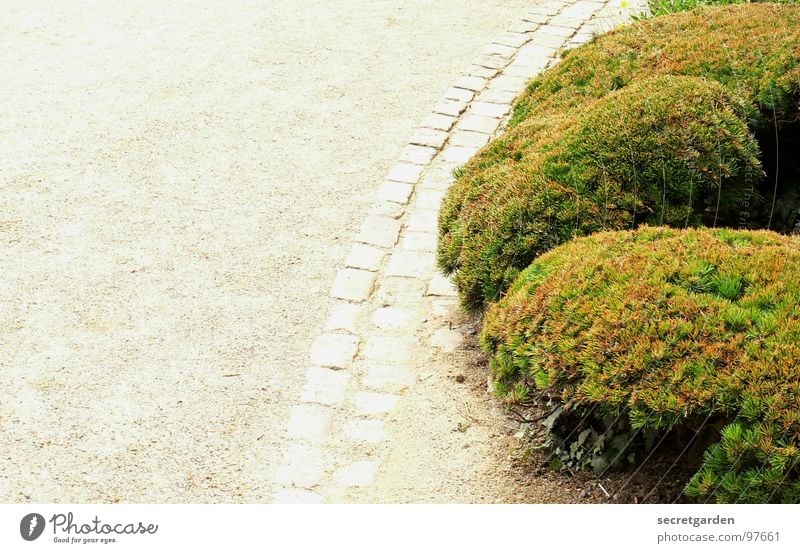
[647,0,799,17]
[481,226,800,503]
[438,75,762,310]
[439,4,800,311]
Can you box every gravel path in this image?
[0,0,534,502]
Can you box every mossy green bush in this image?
[648,0,799,18]
[439,4,800,311]
[439,76,762,310]
[481,226,800,503]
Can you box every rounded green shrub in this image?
[439,4,800,311]
[439,76,762,310]
[511,4,800,131]
[482,226,800,503]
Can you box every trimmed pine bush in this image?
[481,226,800,503]
[439,76,762,310]
[439,4,800,311]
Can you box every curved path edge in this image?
[271,0,649,503]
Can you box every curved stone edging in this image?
[271,0,649,503]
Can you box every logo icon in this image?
[20,513,45,541]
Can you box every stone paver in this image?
[274,444,325,488]
[310,333,358,369]
[409,127,449,148]
[363,364,415,392]
[470,101,510,118]
[275,0,649,503]
[444,87,475,103]
[430,327,464,353]
[427,273,458,297]
[345,243,386,272]
[287,404,334,443]
[399,144,438,165]
[406,209,439,233]
[421,113,458,132]
[401,231,437,252]
[334,461,379,487]
[357,215,402,248]
[330,268,377,302]
[324,302,361,333]
[434,98,469,117]
[387,163,424,184]
[452,75,487,92]
[370,200,406,219]
[362,335,414,364]
[458,114,501,134]
[372,307,415,330]
[301,366,350,406]
[377,181,414,204]
[443,145,479,164]
[342,419,388,444]
[354,392,400,415]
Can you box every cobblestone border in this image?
[271,0,649,503]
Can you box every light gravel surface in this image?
[0,0,535,502]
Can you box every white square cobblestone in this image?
[421,113,457,132]
[345,243,386,272]
[494,31,529,48]
[470,101,510,118]
[363,335,414,364]
[287,404,334,444]
[468,65,498,79]
[370,200,405,219]
[399,144,437,165]
[343,419,387,444]
[433,98,468,117]
[476,54,508,70]
[450,130,491,148]
[443,145,479,164]
[406,209,439,233]
[401,231,437,252]
[274,444,325,488]
[374,277,426,305]
[363,364,415,392]
[509,20,539,33]
[354,391,400,415]
[330,268,377,302]
[523,12,550,24]
[482,43,517,58]
[372,306,415,330]
[387,163,423,184]
[357,215,401,248]
[324,302,361,333]
[310,333,358,369]
[385,249,435,278]
[458,114,501,134]
[334,460,378,487]
[452,75,486,92]
[409,127,448,148]
[301,366,350,406]
[491,75,529,93]
[503,59,551,78]
[415,189,445,208]
[478,89,518,105]
[427,273,458,297]
[539,23,578,37]
[550,15,587,29]
[444,87,474,103]
[377,181,414,204]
